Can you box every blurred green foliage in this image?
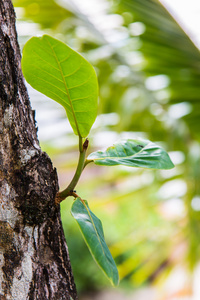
[14,0,200,295]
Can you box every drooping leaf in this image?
[87,138,174,169]
[71,198,119,286]
[21,35,98,137]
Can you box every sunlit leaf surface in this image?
[88,139,174,169]
[22,35,98,137]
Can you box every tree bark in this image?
[0,0,77,299]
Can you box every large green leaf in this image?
[21,35,98,137]
[71,198,119,286]
[87,138,174,169]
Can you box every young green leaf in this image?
[71,198,119,286]
[21,35,98,137]
[87,138,174,169]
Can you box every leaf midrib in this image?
[83,203,117,282]
[82,201,107,258]
[92,143,152,161]
[45,37,81,136]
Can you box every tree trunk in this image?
[0,1,77,299]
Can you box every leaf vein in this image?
[63,62,83,78]
[68,74,93,90]
[32,50,60,71]
[83,202,106,257]
[72,93,96,102]
[59,53,72,64]
[29,72,69,98]
[31,64,63,83]
[45,39,82,136]
[36,43,55,57]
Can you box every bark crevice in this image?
[0,0,77,299]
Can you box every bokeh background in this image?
[13,0,200,299]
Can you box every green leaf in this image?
[87,138,174,169]
[71,198,119,286]
[21,35,98,137]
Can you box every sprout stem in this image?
[56,137,89,203]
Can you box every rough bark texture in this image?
[0,0,77,299]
